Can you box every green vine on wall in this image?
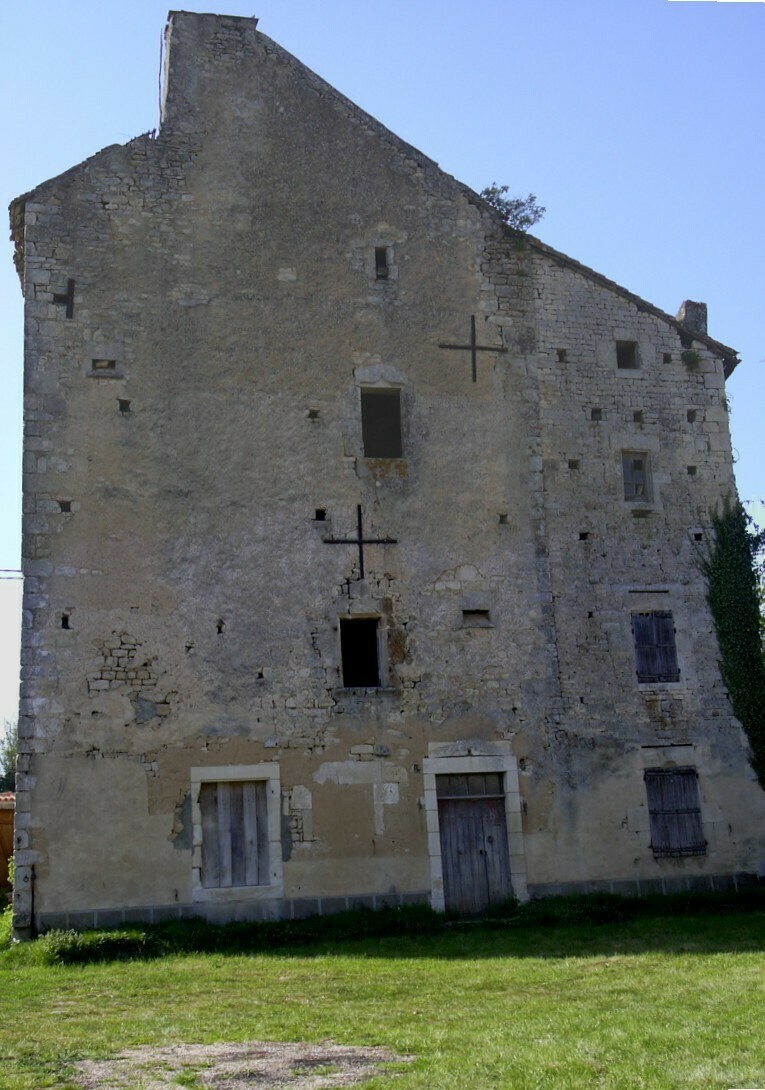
[698,497,765,789]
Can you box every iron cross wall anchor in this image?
[52,278,76,318]
[439,314,508,382]
[323,504,397,580]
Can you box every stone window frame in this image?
[369,241,398,285]
[621,449,653,504]
[350,363,410,479]
[190,763,283,903]
[423,743,528,910]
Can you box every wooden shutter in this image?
[199,781,268,888]
[632,611,680,683]
[644,767,705,857]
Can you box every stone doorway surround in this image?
[423,741,528,910]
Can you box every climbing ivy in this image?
[698,498,765,789]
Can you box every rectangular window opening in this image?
[340,617,381,687]
[374,246,389,280]
[361,388,402,458]
[644,767,705,857]
[462,609,492,628]
[616,340,639,370]
[199,780,269,889]
[622,450,652,503]
[632,610,680,683]
[91,359,116,372]
[590,408,602,421]
[687,409,697,423]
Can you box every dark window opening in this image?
[340,617,381,687]
[568,459,580,470]
[118,399,131,414]
[616,341,639,369]
[663,352,672,365]
[58,499,71,513]
[579,531,589,541]
[680,332,693,349]
[590,408,602,421]
[307,408,320,420]
[462,609,492,628]
[498,513,508,525]
[622,451,652,503]
[314,508,327,521]
[374,246,389,280]
[633,410,644,423]
[644,767,705,857]
[687,465,697,476]
[632,610,680,683]
[693,532,703,542]
[361,389,402,458]
[687,409,697,423]
[61,613,71,630]
[556,348,567,362]
[216,619,224,634]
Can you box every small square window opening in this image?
[461,609,493,628]
[361,388,402,458]
[616,341,639,370]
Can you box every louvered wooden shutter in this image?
[632,611,680,682]
[644,767,705,856]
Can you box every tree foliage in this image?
[480,183,545,232]
[0,722,17,793]
[698,498,765,788]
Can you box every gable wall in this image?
[13,13,763,931]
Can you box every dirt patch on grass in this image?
[74,1040,412,1089]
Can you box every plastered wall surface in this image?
[11,13,764,933]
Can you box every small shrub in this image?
[37,927,161,965]
[681,349,701,369]
[0,904,13,950]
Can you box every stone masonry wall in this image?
[12,13,764,932]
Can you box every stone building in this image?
[9,12,764,936]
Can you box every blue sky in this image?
[1,0,763,724]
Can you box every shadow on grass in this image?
[4,888,765,967]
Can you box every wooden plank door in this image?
[437,774,512,914]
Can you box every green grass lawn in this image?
[1,912,764,1089]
